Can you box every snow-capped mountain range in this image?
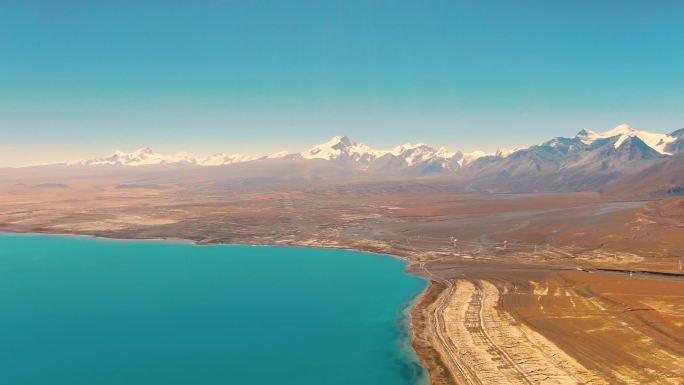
[70,135,504,169]
[67,124,684,179]
[70,148,260,167]
[574,124,678,154]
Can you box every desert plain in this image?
[1,171,683,384]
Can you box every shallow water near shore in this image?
[0,234,429,385]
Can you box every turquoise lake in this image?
[0,234,429,385]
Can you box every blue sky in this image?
[1,0,683,165]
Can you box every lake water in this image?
[0,234,429,385]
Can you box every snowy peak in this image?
[390,143,456,166]
[299,136,472,173]
[575,129,601,144]
[602,123,638,137]
[390,143,427,155]
[302,136,459,164]
[610,135,662,161]
[301,135,385,162]
[198,153,256,166]
[65,124,681,173]
[72,149,254,167]
[575,124,676,154]
[73,148,190,166]
[459,150,491,166]
[266,151,291,159]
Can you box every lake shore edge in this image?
[2,230,440,385]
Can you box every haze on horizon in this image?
[2,0,683,166]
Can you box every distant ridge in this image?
[7,124,684,195]
[64,124,683,170]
